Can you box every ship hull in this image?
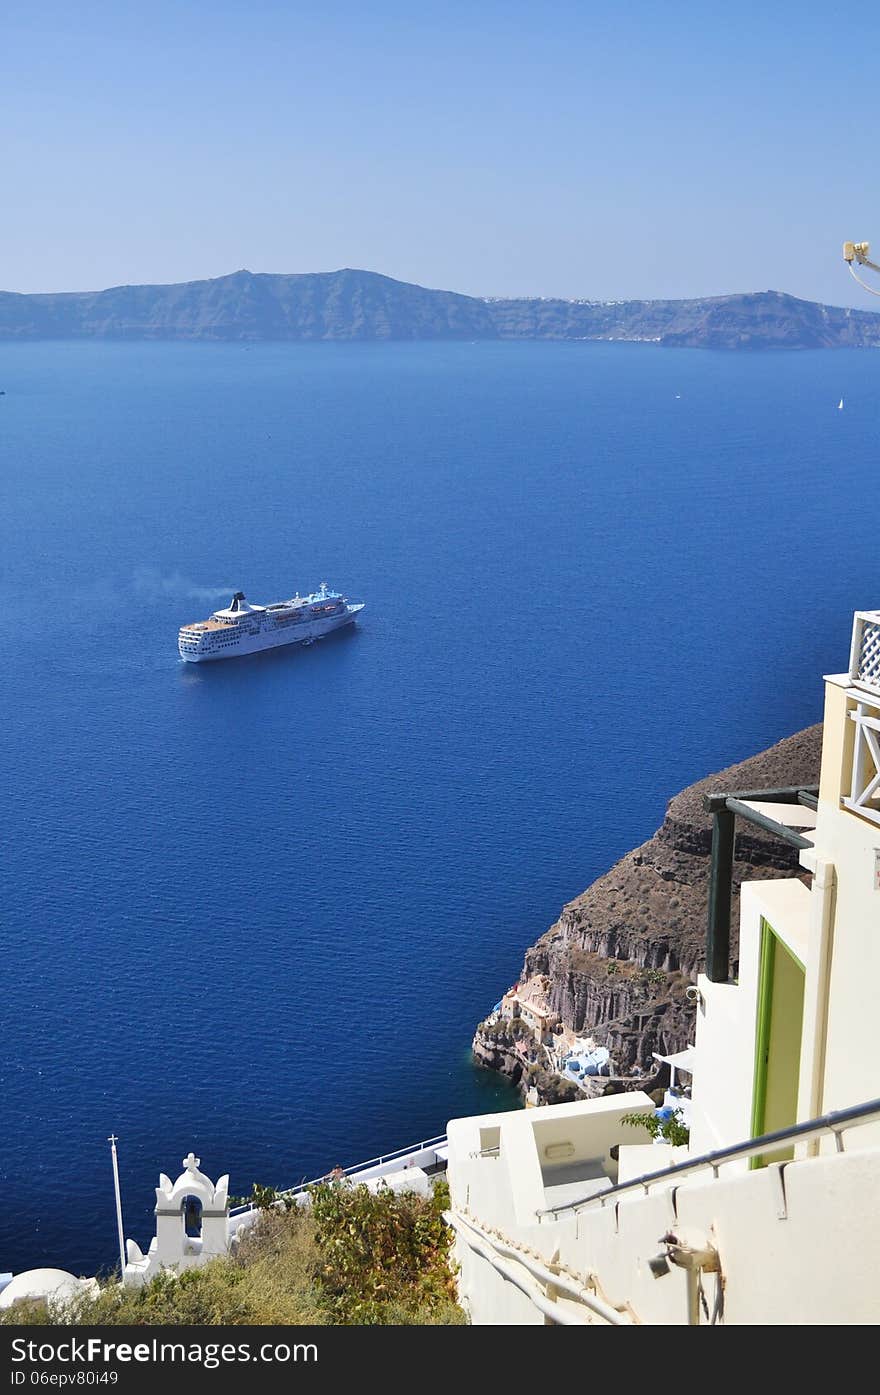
[179,604,363,663]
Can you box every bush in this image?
[0,1211,324,1327]
[621,1110,690,1148]
[1,1184,464,1327]
[308,1179,464,1325]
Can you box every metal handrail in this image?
[446,1210,630,1325]
[228,1133,448,1216]
[536,1096,880,1218]
[723,798,814,851]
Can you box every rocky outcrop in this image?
[471,1022,582,1105]
[474,725,822,1099]
[471,1023,527,1088]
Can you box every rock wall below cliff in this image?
[475,724,822,1097]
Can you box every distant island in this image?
[1,268,878,349]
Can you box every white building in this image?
[446,609,880,1324]
[499,978,558,1043]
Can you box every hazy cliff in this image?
[0,269,495,343]
[473,724,822,1098]
[487,290,880,350]
[1,271,877,349]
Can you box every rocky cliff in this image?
[2,271,878,348]
[473,724,822,1100]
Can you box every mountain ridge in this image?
[1,269,877,348]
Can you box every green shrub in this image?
[308,1180,464,1325]
[621,1110,690,1148]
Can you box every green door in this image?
[751,919,805,1165]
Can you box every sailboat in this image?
[838,397,844,410]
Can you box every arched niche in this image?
[182,1194,203,1238]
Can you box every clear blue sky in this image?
[3,1,878,304]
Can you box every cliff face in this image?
[1,272,878,348]
[474,724,822,1098]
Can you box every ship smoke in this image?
[133,567,236,602]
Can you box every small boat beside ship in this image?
[178,583,364,663]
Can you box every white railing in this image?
[844,694,880,828]
[849,610,880,697]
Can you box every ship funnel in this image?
[229,592,247,611]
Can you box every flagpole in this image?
[108,1135,126,1282]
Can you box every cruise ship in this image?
[178,583,364,663]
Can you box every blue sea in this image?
[1,339,877,1276]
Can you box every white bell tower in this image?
[123,1151,230,1287]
